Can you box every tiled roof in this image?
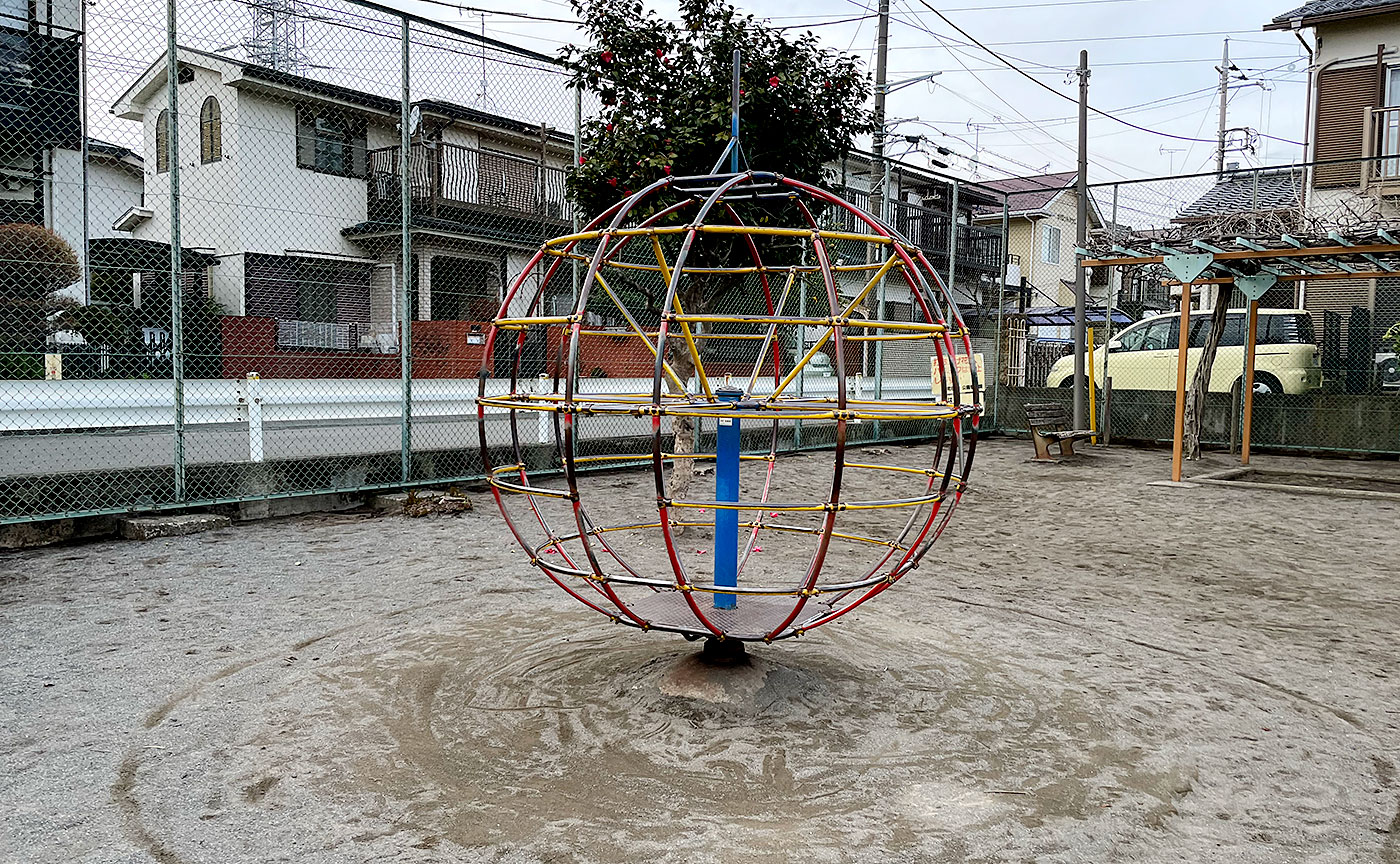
[975,171,1077,214]
[1175,168,1302,221]
[1268,0,1400,27]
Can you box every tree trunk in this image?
[1183,285,1231,460]
[666,341,696,536]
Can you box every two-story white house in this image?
[110,46,574,361]
[1266,0,1400,350]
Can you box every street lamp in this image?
[881,70,944,96]
[874,71,942,222]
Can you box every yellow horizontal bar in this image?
[494,315,573,327]
[671,314,948,333]
[843,333,938,342]
[843,461,946,478]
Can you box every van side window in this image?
[1139,318,1175,350]
[1188,318,1210,348]
[1189,313,1246,348]
[1115,325,1148,351]
[1259,313,1314,345]
[1220,315,1245,347]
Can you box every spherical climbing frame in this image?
[476,170,981,643]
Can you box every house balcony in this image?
[828,189,1003,277]
[888,199,1003,276]
[365,142,573,243]
[0,24,81,150]
[1362,107,1400,194]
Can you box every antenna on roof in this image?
[244,0,309,73]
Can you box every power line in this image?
[889,54,1300,75]
[908,1,1229,144]
[778,13,878,30]
[939,29,1286,49]
[891,1,1114,176]
[938,0,1155,10]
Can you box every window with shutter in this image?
[1314,65,1378,188]
[155,109,169,174]
[294,104,366,178]
[199,97,221,163]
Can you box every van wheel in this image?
[1234,372,1283,396]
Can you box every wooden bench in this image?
[1024,402,1094,461]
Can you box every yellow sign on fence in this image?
[930,352,984,402]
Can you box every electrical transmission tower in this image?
[244,0,309,73]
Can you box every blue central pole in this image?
[714,386,742,610]
[730,49,741,174]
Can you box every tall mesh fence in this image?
[0,0,1013,525]
[9,0,1400,526]
[988,157,1400,458]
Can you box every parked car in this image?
[1046,308,1322,394]
[789,349,834,378]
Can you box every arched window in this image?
[155,109,170,174]
[200,97,222,163]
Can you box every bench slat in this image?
[1024,401,1071,427]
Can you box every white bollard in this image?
[244,372,264,462]
[537,374,551,445]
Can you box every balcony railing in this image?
[368,141,573,223]
[1362,107,1400,191]
[889,199,1003,272]
[277,319,353,351]
[828,188,1003,273]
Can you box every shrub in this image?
[0,224,81,358]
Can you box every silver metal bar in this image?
[991,196,1009,428]
[399,17,413,484]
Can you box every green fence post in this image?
[399,17,412,485]
[165,0,184,503]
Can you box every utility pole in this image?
[1216,36,1230,178]
[870,0,890,221]
[1073,49,1089,430]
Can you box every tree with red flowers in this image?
[560,0,873,218]
[561,0,873,528]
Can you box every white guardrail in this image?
[0,374,939,462]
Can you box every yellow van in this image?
[1046,308,1322,394]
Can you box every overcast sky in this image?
[381,0,1312,185]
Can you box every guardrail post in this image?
[850,372,863,426]
[537,373,550,445]
[244,373,264,462]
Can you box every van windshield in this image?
[1186,311,1315,347]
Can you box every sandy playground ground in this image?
[2,438,1398,864]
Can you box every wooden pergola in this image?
[1080,230,1400,481]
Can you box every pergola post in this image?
[1242,300,1259,465]
[1232,273,1276,466]
[1160,254,1214,483]
[1171,288,1191,482]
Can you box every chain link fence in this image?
[986,157,1400,457]
[0,0,1017,525]
[16,0,1397,527]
